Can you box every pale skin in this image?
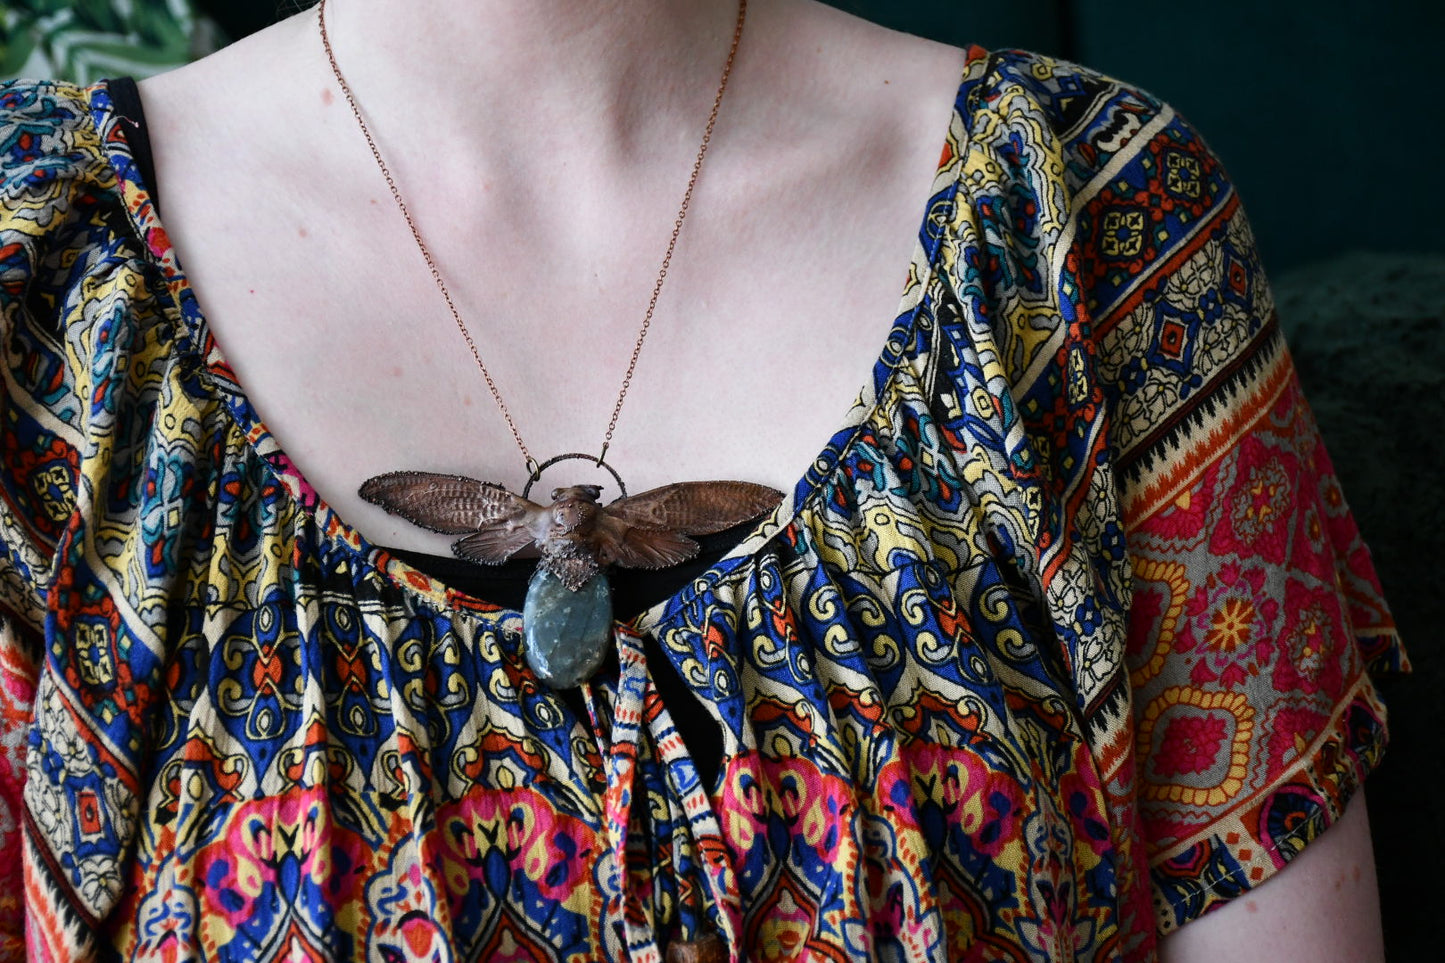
[135,0,1386,958]
[1158,792,1384,962]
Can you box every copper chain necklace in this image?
[322,0,780,689]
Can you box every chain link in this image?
[317,0,747,473]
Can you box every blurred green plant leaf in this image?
[1,0,225,83]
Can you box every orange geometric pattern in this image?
[1135,687,1253,807]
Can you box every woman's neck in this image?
[313,0,752,164]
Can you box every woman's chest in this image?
[135,55,964,556]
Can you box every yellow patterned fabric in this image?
[0,47,1405,963]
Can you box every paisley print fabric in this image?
[0,48,1405,962]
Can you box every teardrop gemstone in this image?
[522,566,612,687]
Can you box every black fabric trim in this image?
[380,521,746,620]
[105,76,162,216]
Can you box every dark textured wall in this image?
[1273,252,1442,962]
[843,0,1445,274]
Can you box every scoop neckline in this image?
[85,65,973,636]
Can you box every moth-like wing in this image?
[608,481,783,535]
[359,471,536,535]
[593,512,701,570]
[452,527,539,566]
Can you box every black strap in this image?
[105,76,162,216]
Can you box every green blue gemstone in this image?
[522,567,612,687]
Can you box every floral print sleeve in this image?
[1063,64,1406,933]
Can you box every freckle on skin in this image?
[1246,900,1258,913]
[298,226,308,238]
[321,88,333,106]
[391,366,404,378]
[1352,864,1361,883]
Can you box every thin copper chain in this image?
[317,0,747,477]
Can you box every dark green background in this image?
[843,0,1445,274]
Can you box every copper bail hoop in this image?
[522,453,628,501]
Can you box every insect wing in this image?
[359,471,536,535]
[608,481,782,535]
[594,513,701,570]
[452,526,541,566]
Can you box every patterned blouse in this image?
[0,47,1406,963]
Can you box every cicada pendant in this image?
[359,472,782,687]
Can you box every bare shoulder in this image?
[137,10,343,195]
[756,0,968,129]
[780,0,964,67]
[1159,792,1385,963]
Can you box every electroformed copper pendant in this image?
[320,0,752,686]
[360,469,781,687]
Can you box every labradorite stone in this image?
[522,567,612,688]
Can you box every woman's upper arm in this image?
[1158,789,1384,963]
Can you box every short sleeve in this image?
[939,49,1404,949]
[1,82,88,626]
[1069,79,1407,930]
[0,78,116,958]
